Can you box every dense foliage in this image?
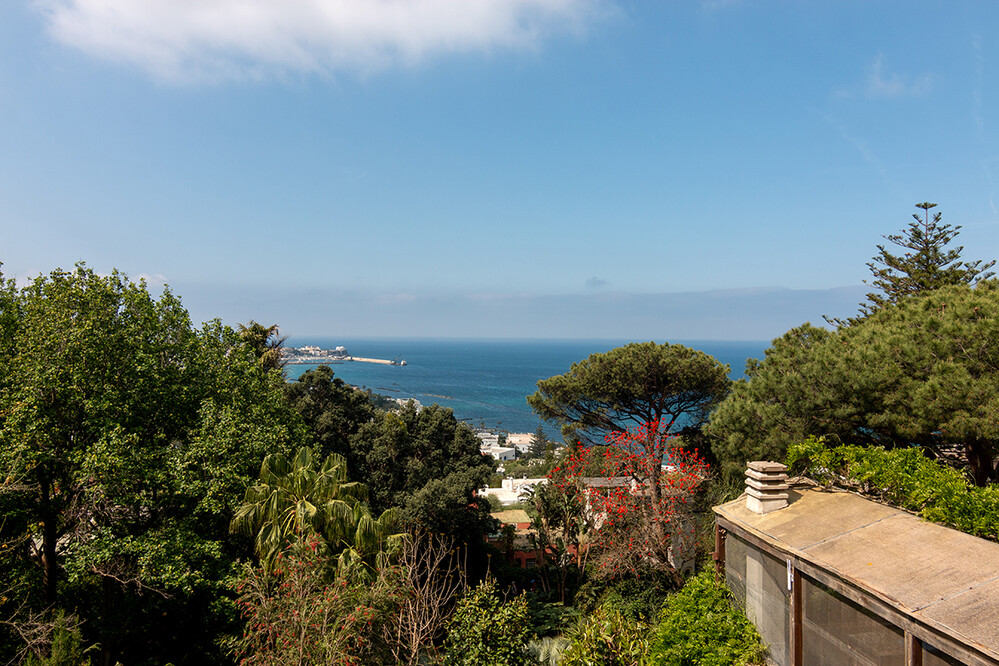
[441,579,531,666]
[788,438,999,540]
[230,447,404,572]
[0,265,303,664]
[231,536,406,666]
[708,282,999,491]
[648,570,767,666]
[283,364,375,457]
[347,403,497,543]
[559,605,650,666]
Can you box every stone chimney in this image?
[745,461,789,514]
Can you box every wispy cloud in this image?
[375,292,417,305]
[36,0,608,83]
[136,273,169,288]
[865,53,933,99]
[699,0,744,11]
[585,276,607,288]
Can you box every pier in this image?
[347,356,395,365]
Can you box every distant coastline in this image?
[284,338,770,435]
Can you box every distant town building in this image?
[487,509,543,569]
[506,432,534,454]
[476,432,500,448]
[482,446,516,461]
[481,477,548,506]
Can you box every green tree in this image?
[528,342,731,451]
[347,403,496,543]
[230,447,403,572]
[836,202,995,324]
[704,323,835,492]
[0,264,304,664]
[708,282,999,489]
[284,364,375,458]
[238,320,288,372]
[530,425,549,458]
[528,342,729,510]
[0,266,198,604]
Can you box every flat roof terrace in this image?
[715,485,999,665]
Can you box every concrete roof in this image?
[715,486,999,662]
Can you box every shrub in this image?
[229,538,405,666]
[787,437,999,540]
[648,570,766,666]
[559,605,650,666]
[441,579,531,666]
[22,612,89,666]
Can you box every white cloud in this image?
[135,272,169,288]
[36,0,607,83]
[865,53,933,99]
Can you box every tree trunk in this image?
[39,476,59,605]
[100,576,118,666]
[966,441,995,487]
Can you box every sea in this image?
[285,338,770,436]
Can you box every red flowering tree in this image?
[547,421,709,581]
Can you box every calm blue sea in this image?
[285,338,769,435]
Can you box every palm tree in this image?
[231,447,404,572]
[237,320,287,372]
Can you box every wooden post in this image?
[713,523,726,584]
[906,633,922,666]
[790,565,803,666]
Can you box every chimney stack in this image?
[745,461,789,514]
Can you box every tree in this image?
[0,266,198,604]
[230,447,403,573]
[382,530,468,665]
[528,342,728,507]
[528,342,730,450]
[523,475,593,604]
[834,202,995,324]
[705,323,835,492]
[708,282,999,488]
[0,264,304,664]
[551,425,708,582]
[529,425,549,458]
[347,403,496,543]
[231,535,407,666]
[284,364,375,458]
[238,320,288,372]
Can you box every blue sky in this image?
[2,1,997,340]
